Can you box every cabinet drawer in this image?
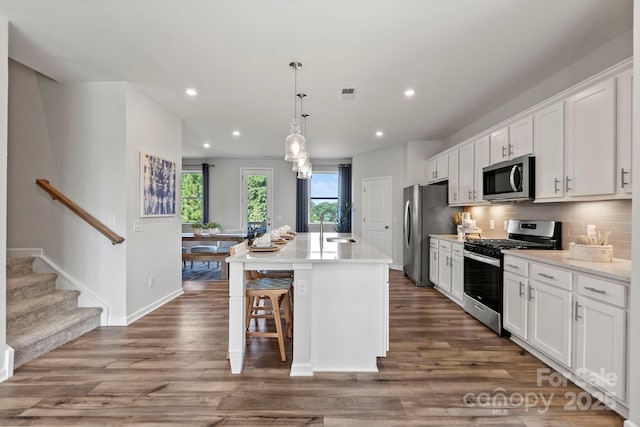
[504,256,528,276]
[451,243,464,257]
[530,262,572,291]
[438,241,452,253]
[578,275,627,308]
[430,238,439,249]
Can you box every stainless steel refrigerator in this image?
[403,183,462,286]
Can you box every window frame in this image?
[181,170,204,224]
[309,171,339,224]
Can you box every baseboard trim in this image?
[0,345,15,383]
[390,264,402,271]
[624,421,638,427]
[126,288,184,325]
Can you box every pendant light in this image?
[292,94,308,172]
[284,62,307,161]
[297,113,312,179]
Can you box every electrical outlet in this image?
[134,220,144,232]
[504,220,508,231]
[148,276,155,288]
[489,219,495,230]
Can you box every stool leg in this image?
[282,292,293,339]
[269,295,286,362]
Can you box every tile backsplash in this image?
[467,199,632,260]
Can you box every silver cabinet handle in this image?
[519,282,524,297]
[584,286,606,295]
[468,190,473,200]
[538,273,555,280]
[502,145,507,159]
[621,168,630,188]
[474,304,485,311]
[506,264,519,269]
[508,143,514,157]
[453,192,457,202]
[528,285,534,301]
[565,176,572,192]
[554,178,560,194]
[473,190,477,201]
[575,301,582,321]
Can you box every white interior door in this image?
[241,168,273,233]
[362,177,392,256]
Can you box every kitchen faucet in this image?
[319,208,337,245]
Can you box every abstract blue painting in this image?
[140,152,177,217]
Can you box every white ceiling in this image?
[0,0,633,160]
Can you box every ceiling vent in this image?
[339,87,357,100]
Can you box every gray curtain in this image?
[338,164,352,233]
[202,163,210,223]
[296,178,309,232]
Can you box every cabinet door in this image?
[474,136,490,202]
[616,68,632,195]
[437,252,452,293]
[529,280,573,367]
[426,160,437,183]
[448,150,459,204]
[490,127,509,165]
[503,272,528,340]
[575,295,626,400]
[429,248,438,285]
[458,143,475,204]
[436,155,449,181]
[565,78,616,197]
[509,115,533,159]
[450,254,464,302]
[534,102,565,199]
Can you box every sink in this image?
[326,237,357,243]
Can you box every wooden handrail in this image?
[36,179,125,245]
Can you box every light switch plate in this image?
[134,220,144,232]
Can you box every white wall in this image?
[185,158,298,232]
[7,60,128,324]
[0,17,10,381]
[405,140,448,186]
[125,85,182,321]
[627,2,639,426]
[446,29,633,145]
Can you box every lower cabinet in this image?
[450,250,464,302]
[503,255,629,414]
[429,246,438,285]
[437,241,452,293]
[429,238,463,306]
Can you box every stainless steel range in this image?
[463,219,561,336]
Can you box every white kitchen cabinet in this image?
[426,155,449,184]
[450,244,464,303]
[448,150,460,204]
[529,279,573,367]
[534,101,565,199]
[490,126,509,164]
[616,68,632,195]
[565,78,616,197]
[474,135,490,202]
[503,271,528,340]
[437,241,452,293]
[458,143,475,204]
[509,115,534,159]
[429,246,438,285]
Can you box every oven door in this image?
[463,250,503,313]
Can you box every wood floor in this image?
[0,270,624,426]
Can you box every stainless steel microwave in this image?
[483,156,535,202]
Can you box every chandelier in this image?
[284,62,306,162]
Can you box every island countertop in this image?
[226,232,393,264]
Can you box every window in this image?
[181,171,203,223]
[310,172,338,222]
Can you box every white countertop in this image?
[226,233,393,264]
[502,249,631,283]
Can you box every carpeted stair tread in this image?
[8,307,103,350]
[6,256,35,278]
[7,272,57,293]
[7,289,80,321]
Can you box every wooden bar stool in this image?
[229,243,293,362]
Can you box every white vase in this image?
[193,228,203,236]
[210,228,220,235]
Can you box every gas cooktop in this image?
[464,238,554,250]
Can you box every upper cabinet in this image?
[565,78,616,197]
[474,136,490,203]
[616,68,632,195]
[457,143,475,205]
[489,115,533,165]
[534,101,565,199]
[426,154,449,184]
[448,150,459,204]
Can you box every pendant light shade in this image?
[297,160,312,179]
[284,62,306,161]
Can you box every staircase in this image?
[6,256,103,368]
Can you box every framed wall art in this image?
[140,152,177,217]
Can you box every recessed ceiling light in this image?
[203,142,210,148]
[404,88,415,97]
[232,130,240,137]
[375,131,384,137]
[185,88,198,97]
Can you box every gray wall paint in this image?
[0,18,9,380]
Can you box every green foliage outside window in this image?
[310,200,338,222]
[247,175,267,222]
[181,172,203,223]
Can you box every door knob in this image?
[385,226,389,229]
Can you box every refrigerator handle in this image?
[404,200,411,248]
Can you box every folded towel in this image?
[270,229,281,240]
[253,234,272,246]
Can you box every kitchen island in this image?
[226,233,392,376]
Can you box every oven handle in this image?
[463,250,501,268]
